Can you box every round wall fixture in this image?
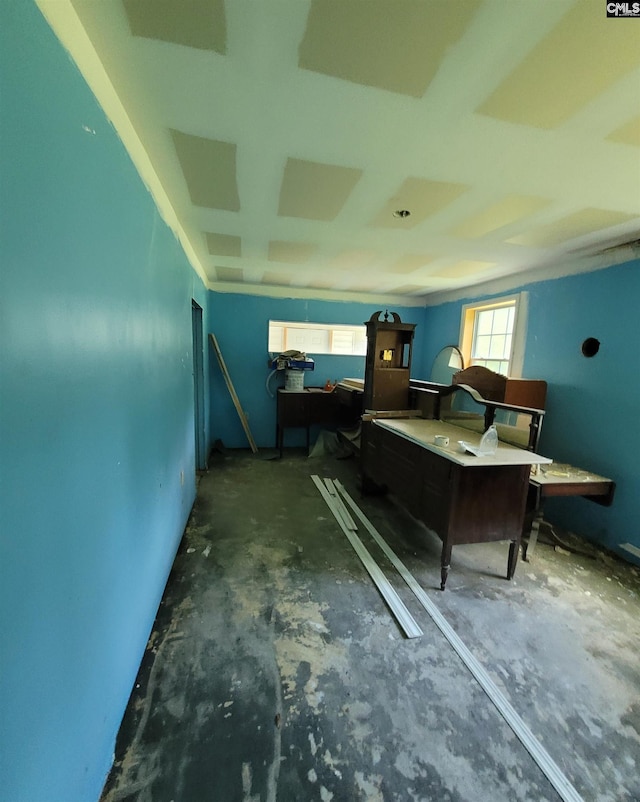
[393,209,411,219]
[581,337,600,357]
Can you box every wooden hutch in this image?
[363,310,416,411]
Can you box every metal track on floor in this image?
[331,478,584,802]
[311,475,423,639]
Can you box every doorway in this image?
[191,300,206,471]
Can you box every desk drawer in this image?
[419,449,452,536]
[364,423,423,518]
[306,391,340,424]
[277,392,308,427]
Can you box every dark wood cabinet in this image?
[363,311,416,411]
[277,388,355,456]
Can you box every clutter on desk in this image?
[267,350,315,395]
[459,424,499,456]
[268,350,315,372]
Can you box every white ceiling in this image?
[39,0,640,306]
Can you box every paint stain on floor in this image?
[101,451,640,802]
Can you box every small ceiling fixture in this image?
[393,209,411,219]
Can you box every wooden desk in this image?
[524,465,615,560]
[361,418,551,589]
[277,388,356,457]
[334,378,364,420]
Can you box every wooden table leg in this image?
[523,507,543,561]
[507,539,520,579]
[440,543,452,591]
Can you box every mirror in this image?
[430,345,464,385]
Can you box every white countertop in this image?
[374,418,552,468]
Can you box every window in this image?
[459,293,527,377]
[268,320,367,356]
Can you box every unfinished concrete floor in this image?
[101,450,640,802]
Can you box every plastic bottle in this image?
[478,424,498,455]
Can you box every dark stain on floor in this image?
[101,450,640,802]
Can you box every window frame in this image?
[458,292,528,378]
[268,319,367,357]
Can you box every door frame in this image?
[191,300,207,471]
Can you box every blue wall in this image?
[3,3,634,798]
[420,259,640,558]
[0,4,210,801]
[207,294,426,448]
